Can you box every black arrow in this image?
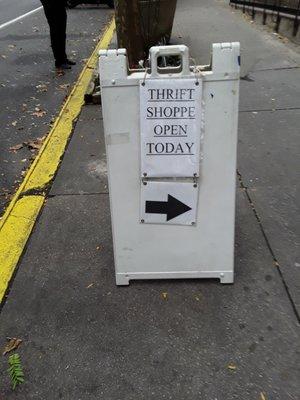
[145,195,192,221]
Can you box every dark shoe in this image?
[66,59,76,66]
[56,63,72,70]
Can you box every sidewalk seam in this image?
[49,192,109,197]
[237,170,300,323]
[0,18,115,305]
[251,66,300,72]
[239,106,300,113]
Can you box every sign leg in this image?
[220,272,234,284]
[116,274,130,286]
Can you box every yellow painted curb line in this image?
[0,18,115,303]
[0,196,44,299]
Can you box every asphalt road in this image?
[0,0,41,26]
[0,0,112,216]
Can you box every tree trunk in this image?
[115,0,146,68]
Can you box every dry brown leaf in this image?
[86,283,94,289]
[56,69,65,77]
[9,143,23,152]
[161,292,168,300]
[32,108,46,117]
[260,392,267,400]
[227,362,237,370]
[58,84,70,90]
[3,337,22,355]
[24,136,46,151]
[36,84,48,93]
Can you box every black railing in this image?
[230,0,300,35]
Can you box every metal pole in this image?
[275,0,281,33]
[263,1,267,25]
[293,0,300,36]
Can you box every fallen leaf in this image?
[58,84,70,90]
[3,337,22,355]
[260,392,267,400]
[36,84,48,93]
[86,283,94,289]
[31,108,46,117]
[24,136,46,151]
[161,292,168,300]
[227,362,237,370]
[56,69,65,77]
[9,143,23,152]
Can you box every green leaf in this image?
[8,353,25,389]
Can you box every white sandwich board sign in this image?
[99,43,240,285]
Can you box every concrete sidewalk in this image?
[0,0,299,399]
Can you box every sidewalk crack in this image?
[239,106,300,113]
[249,66,300,73]
[48,192,109,197]
[20,185,50,198]
[237,170,300,323]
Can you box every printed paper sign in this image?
[140,78,202,177]
[140,181,198,225]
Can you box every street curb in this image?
[0,18,115,304]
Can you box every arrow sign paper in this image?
[146,195,192,221]
[140,181,198,225]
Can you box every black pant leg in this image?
[41,2,67,66]
[55,6,67,65]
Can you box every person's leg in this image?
[55,5,67,66]
[41,2,68,67]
